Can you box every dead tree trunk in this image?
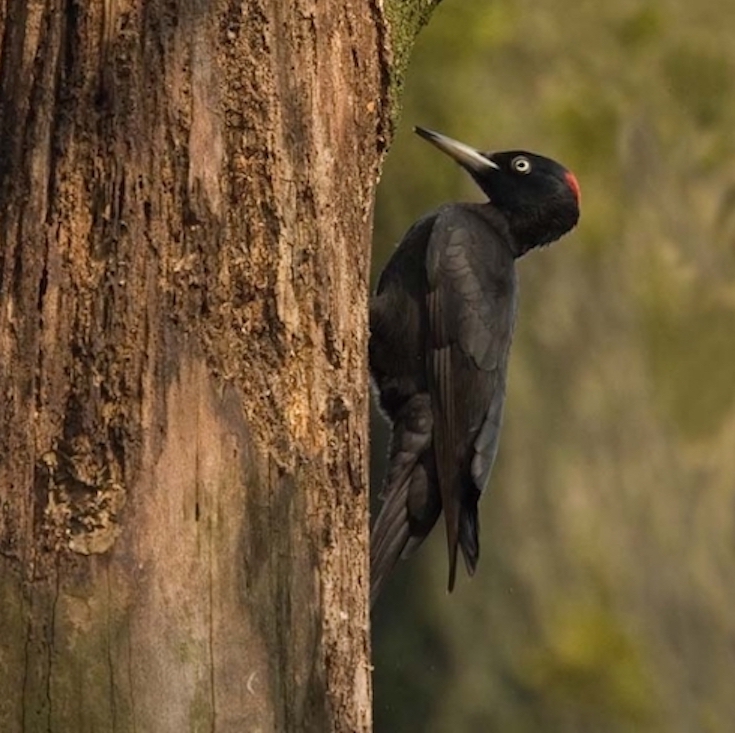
[0,1,437,730]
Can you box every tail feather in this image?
[370,481,411,607]
[458,501,480,576]
[446,529,459,592]
[371,393,435,606]
[371,485,410,566]
[371,456,442,605]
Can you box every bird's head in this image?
[415,126,580,255]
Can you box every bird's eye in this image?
[512,156,532,174]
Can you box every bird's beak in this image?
[414,127,499,174]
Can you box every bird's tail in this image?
[370,394,434,607]
[370,480,411,607]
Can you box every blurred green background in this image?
[370,1,735,731]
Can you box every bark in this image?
[0,0,435,729]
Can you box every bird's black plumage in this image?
[370,127,580,606]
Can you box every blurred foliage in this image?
[371,0,735,731]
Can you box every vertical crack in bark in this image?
[208,507,216,733]
[34,242,49,424]
[205,377,216,733]
[197,368,217,730]
[46,565,60,731]
[43,0,65,229]
[0,0,29,188]
[126,626,138,733]
[106,562,118,732]
[21,589,30,731]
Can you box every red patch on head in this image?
[565,171,581,205]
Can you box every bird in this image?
[369,126,580,607]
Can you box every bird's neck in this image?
[470,202,575,258]
[505,207,577,258]
[472,203,544,258]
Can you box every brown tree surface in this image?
[0,1,436,730]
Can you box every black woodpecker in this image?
[370,127,580,606]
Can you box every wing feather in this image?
[425,209,516,589]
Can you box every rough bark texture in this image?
[0,0,401,729]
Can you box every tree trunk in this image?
[0,1,435,729]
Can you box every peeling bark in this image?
[0,0,419,729]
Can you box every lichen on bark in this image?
[381,0,444,125]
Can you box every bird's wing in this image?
[425,210,516,590]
